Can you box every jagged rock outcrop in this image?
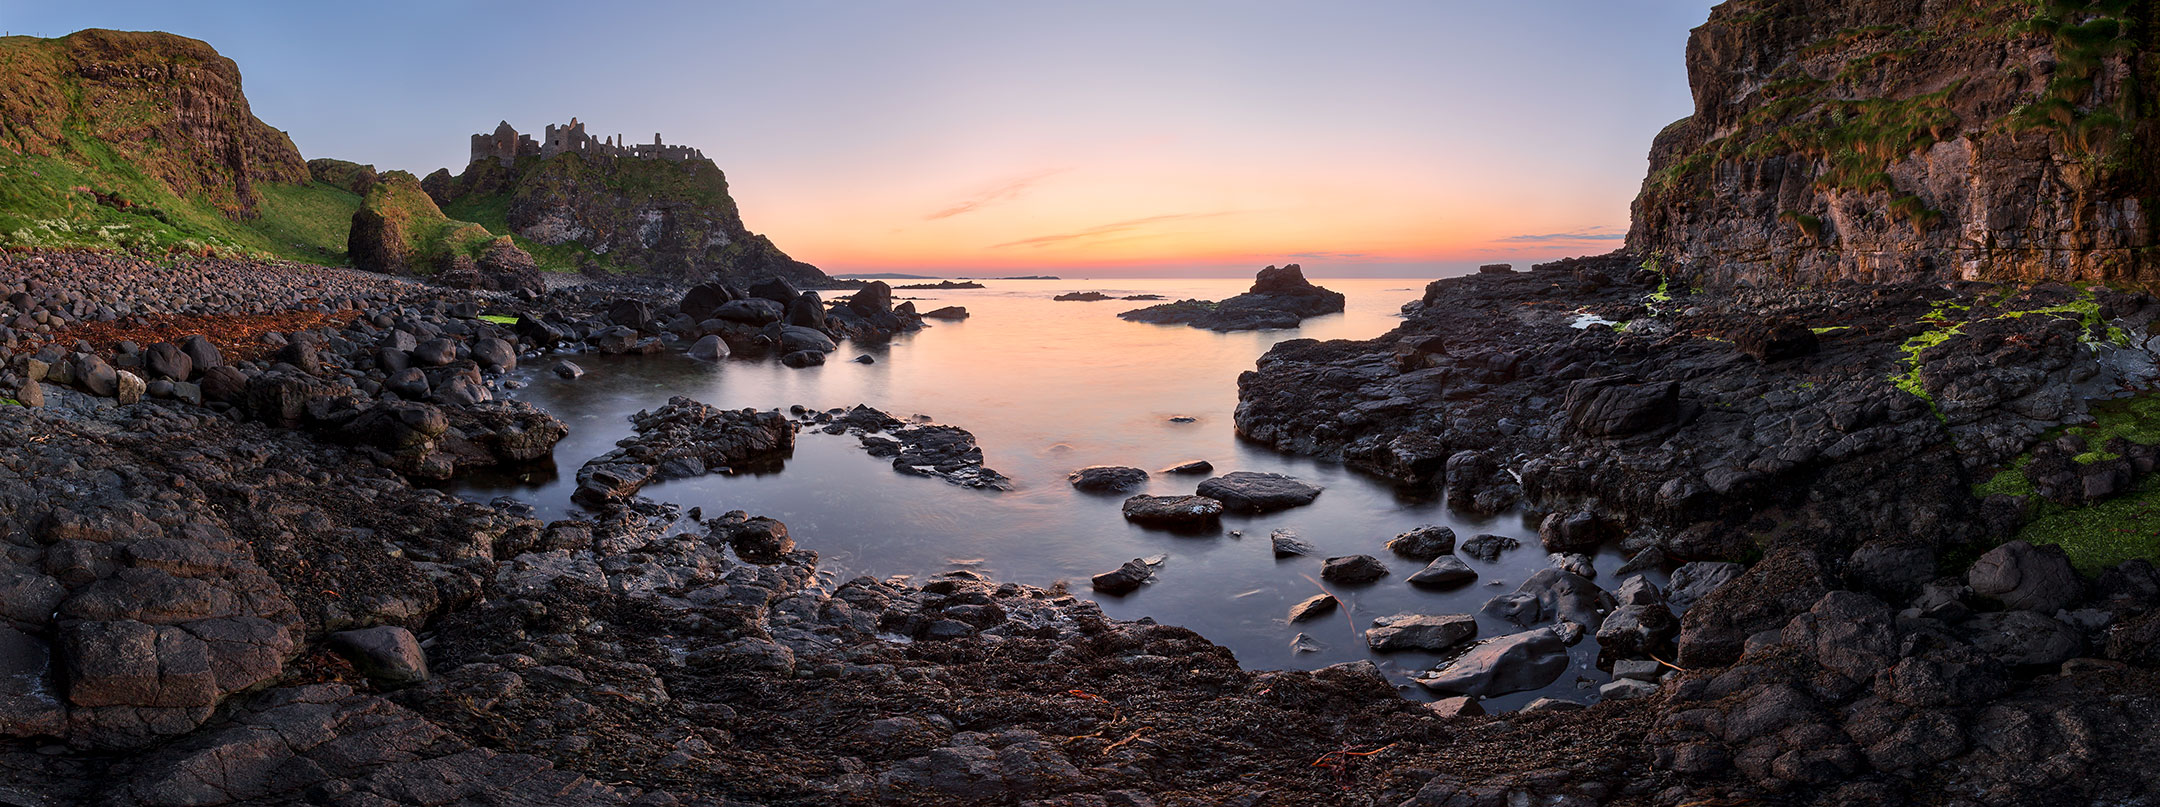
[0,29,307,218]
[1630,0,2158,287]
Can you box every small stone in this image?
[115,370,145,404]
[1600,677,1660,701]
[1425,696,1485,718]
[1288,593,1338,623]
[1271,529,1315,558]
[1407,555,1477,588]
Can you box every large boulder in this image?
[327,626,428,688]
[1967,540,2082,612]
[1195,471,1322,513]
[714,298,786,325]
[680,282,739,321]
[144,342,194,381]
[1417,628,1570,697]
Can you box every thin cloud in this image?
[926,168,1068,220]
[992,212,1231,249]
[1495,227,1627,244]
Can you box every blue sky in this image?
[2,1,1722,275]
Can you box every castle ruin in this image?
[469,117,705,167]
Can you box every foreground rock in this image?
[1068,465,1149,493]
[1118,264,1346,331]
[574,396,795,504]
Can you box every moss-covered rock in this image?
[347,171,495,275]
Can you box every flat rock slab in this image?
[1196,471,1322,513]
[1365,613,1477,652]
[1417,628,1570,697]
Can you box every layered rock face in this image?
[1630,0,2157,287]
[0,29,307,218]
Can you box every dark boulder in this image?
[1091,558,1156,596]
[1417,628,1569,697]
[1069,465,1149,493]
[1387,525,1457,560]
[327,626,428,688]
[1407,555,1478,588]
[1195,471,1322,513]
[1321,555,1389,585]
[1365,613,1477,652]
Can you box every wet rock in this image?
[716,516,795,563]
[327,626,428,688]
[1120,494,1223,526]
[1967,540,2082,612]
[1481,568,1614,630]
[1365,613,1477,652]
[922,306,969,320]
[1387,525,1457,560]
[1548,552,1596,579]
[781,350,827,368]
[552,359,585,379]
[1407,555,1477,588]
[1195,471,1322,513]
[1162,460,1214,475]
[1418,628,1570,697]
[1091,559,1155,596]
[1288,594,1338,623]
[1069,465,1148,493]
[1321,555,1389,585]
[689,334,730,360]
[1270,529,1315,558]
[1459,533,1520,561]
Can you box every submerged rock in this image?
[1417,627,1570,697]
[1069,465,1149,493]
[1365,613,1477,652]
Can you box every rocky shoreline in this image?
[0,247,2153,806]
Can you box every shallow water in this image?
[449,277,1639,709]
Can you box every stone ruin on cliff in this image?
[469,117,705,167]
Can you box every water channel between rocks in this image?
[446,277,1653,710]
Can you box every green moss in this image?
[2011,473,2160,573]
[0,398,19,407]
[1810,326,1850,335]
[479,314,518,325]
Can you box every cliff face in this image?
[433,150,828,285]
[0,29,307,218]
[1629,0,2159,287]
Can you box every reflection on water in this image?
[450,277,1632,709]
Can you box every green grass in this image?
[0,131,361,262]
[479,314,519,325]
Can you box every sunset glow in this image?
[6,0,1717,275]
